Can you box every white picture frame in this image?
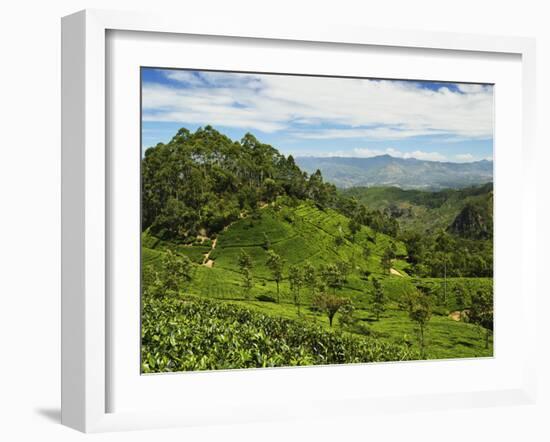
[61,9,538,433]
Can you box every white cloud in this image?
[457,83,489,94]
[455,153,475,162]
[163,70,205,86]
[142,71,494,140]
[353,147,446,162]
[400,150,447,161]
[293,127,444,140]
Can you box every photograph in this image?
[140,68,494,373]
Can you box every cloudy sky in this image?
[141,68,494,162]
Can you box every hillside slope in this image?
[342,183,493,234]
[144,200,410,301]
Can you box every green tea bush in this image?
[141,295,419,373]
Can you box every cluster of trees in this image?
[469,288,494,349]
[336,194,400,237]
[449,198,493,240]
[237,248,365,326]
[142,126,402,244]
[341,183,493,279]
[239,248,353,317]
[142,126,339,242]
[392,284,494,358]
[401,230,492,278]
[142,250,192,298]
[142,247,492,356]
[237,248,393,332]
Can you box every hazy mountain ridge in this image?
[296,154,493,190]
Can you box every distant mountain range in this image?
[295,155,493,190]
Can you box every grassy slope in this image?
[342,183,493,233]
[143,201,493,360]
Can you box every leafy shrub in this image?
[141,296,419,373]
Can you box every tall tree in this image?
[435,230,453,303]
[338,300,355,328]
[371,278,386,321]
[321,263,344,294]
[363,244,371,261]
[454,285,466,311]
[469,288,493,349]
[238,249,253,299]
[302,261,317,299]
[406,290,432,358]
[349,217,361,239]
[381,247,394,274]
[161,249,192,297]
[266,250,284,303]
[288,265,304,313]
[314,293,349,327]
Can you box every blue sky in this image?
[141,68,494,162]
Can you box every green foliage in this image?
[345,185,493,278]
[405,290,432,358]
[238,249,253,299]
[469,287,493,348]
[262,232,271,250]
[381,247,394,274]
[142,230,210,264]
[302,261,317,298]
[313,293,350,327]
[399,227,492,278]
[142,126,340,241]
[349,217,361,237]
[320,263,345,294]
[141,295,419,372]
[342,183,493,234]
[371,278,386,321]
[288,264,304,313]
[363,245,371,261]
[449,200,493,240]
[454,285,466,310]
[266,250,284,303]
[238,248,253,270]
[162,250,192,296]
[338,300,356,328]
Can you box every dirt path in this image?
[449,311,461,321]
[201,203,270,266]
[202,238,218,266]
[390,268,404,277]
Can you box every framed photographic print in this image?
[61,9,538,432]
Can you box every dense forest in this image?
[141,126,494,372]
[142,126,403,241]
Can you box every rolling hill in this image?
[342,183,493,235]
[140,126,494,370]
[296,155,493,190]
[144,200,411,300]
[142,199,493,361]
